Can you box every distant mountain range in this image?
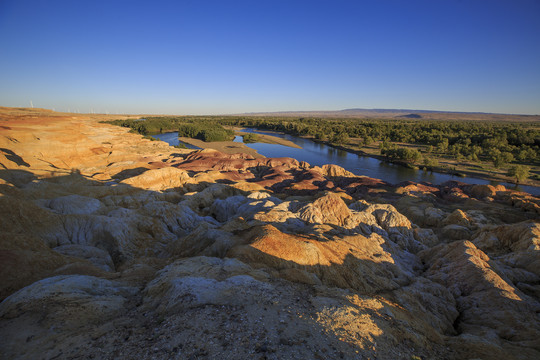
[239,108,540,122]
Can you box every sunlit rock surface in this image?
[1,108,539,359]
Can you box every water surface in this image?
[152,132,201,149]
[155,130,540,195]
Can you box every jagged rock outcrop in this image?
[315,164,356,177]
[144,257,272,313]
[0,275,137,359]
[119,166,190,191]
[227,224,415,292]
[53,244,115,271]
[297,192,352,226]
[420,240,540,358]
[41,194,104,214]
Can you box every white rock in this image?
[53,244,115,271]
[44,194,103,215]
[0,275,135,322]
[144,256,271,314]
[155,275,272,312]
[210,195,249,222]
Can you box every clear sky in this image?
[1,0,539,115]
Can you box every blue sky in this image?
[1,0,539,115]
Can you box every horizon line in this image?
[2,105,539,117]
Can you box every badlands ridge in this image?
[0,107,539,359]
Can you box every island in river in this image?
[176,129,301,159]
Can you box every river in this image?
[153,130,540,196]
[152,132,200,149]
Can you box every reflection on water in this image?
[152,130,539,195]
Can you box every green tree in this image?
[507,165,530,183]
[436,138,448,152]
[493,151,514,168]
[383,147,421,164]
[332,132,349,144]
[363,136,374,146]
[422,156,439,168]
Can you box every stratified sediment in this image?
[1,108,539,359]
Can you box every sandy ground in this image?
[178,131,301,158]
[234,131,302,149]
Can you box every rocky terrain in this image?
[1,107,539,359]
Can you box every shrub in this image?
[382,147,421,164]
[507,165,530,183]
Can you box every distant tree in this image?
[436,138,449,153]
[422,156,439,168]
[507,165,530,183]
[493,151,514,168]
[383,147,421,164]
[332,132,349,144]
[363,136,374,146]
[517,149,529,162]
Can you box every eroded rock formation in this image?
[0,108,539,359]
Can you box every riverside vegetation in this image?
[106,116,540,185]
[2,107,540,359]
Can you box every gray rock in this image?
[44,194,103,215]
[53,244,115,271]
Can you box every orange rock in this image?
[228,224,411,293]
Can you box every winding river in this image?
[153,130,540,196]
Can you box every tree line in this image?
[103,115,539,181]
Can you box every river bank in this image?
[333,141,540,188]
[178,136,265,158]
[171,130,301,159]
[238,127,540,190]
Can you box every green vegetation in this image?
[331,131,349,144]
[380,141,421,164]
[104,115,540,183]
[422,156,439,168]
[176,123,234,142]
[507,165,530,183]
[242,133,260,143]
[103,117,234,142]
